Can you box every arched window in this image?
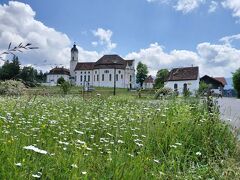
[109,74,112,81]
[183,83,188,93]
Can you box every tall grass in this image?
[0,95,238,179]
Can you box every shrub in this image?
[0,80,26,96]
[60,81,71,95]
[57,77,65,85]
[154,87,173,99]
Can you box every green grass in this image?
[0,95,239,179]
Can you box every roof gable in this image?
[167,66,199,81]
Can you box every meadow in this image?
[0,94,239,179]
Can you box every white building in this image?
[70,44,136,88]
[164,66,199,95]
[143,75,154,89]
[46,67,70,86]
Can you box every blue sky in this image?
[0,0,240,79]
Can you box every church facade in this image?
[70,44,136,88]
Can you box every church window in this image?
[97,75,99,81]
[109,74,112,81]
[116,74,118,81]
[95,71,97,74]
[84,75,86,81]
[88,71,90,74]
[94,75,95,81]
[84,71,86,74]
[102,74,104,81]
[88,75,90,81]
[130,75,132,82]
[80,72,82,74]
[118,70,121,74]
[80,75,82,82]
[104,70,109,73]
[121,74,123,79]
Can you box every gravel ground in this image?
[217,97,240,129]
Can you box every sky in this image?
[0,0,240,78]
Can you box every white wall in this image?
[46,74,70,85]
[165,79,199,95]
[143,82,153,89]
[75,68,136,88]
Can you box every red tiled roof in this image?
[214,77,227,86]
[144,75,154,83]
[167,66,199,81]
[49,67,70,75]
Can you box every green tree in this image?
[60,81,71,95]
[57,77,65,85]
[233,68,240,98]
[154,69,169,88]
[0,55,20,80]
[136,62,148,87]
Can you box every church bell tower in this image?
[70,43,78,83]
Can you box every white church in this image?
[47,44,136,89]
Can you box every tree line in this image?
[0,55,46,87]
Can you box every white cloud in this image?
[222,0,240,18]
[126,40,240,77]
[219,34,240,46]
[175,0,205,13]
[208,1,218,13]
[0,1,100,71]
[92,28,117,53]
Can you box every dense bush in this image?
[154,87,173,99]
[0,80,26,96]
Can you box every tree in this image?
[154,69,169,88]
[0,55,20,80]
[233,68,240,98]
[136,62,148,87]
[57,77,65,85]
[60,81,71,95]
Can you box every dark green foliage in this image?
[57,77,65,85]
[233,68,240,98]
[198,81,209,96]
[0,55,20,80]
[136,62,148,87]
[154,87,173,99]
[60,81,71,94]
[154,69,169,88]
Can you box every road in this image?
[217,97,240,129]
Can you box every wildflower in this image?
[196,152,201,156]
[32,172,42,178]
[153,159,160,163]
[23,145,48,154]
[15,163,22,167]
[169,145,177,148]
[82,171,87,175]
[71,164,78,168]
[175,143,182,146]
[117,140,124,144]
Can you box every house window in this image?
[88,75,90,81]
[102,74,104,81]
[109,74,112,81]
[183,83,188,93]
[174,83,178,90]
[80,75,82,82]
[116,74,118,81]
